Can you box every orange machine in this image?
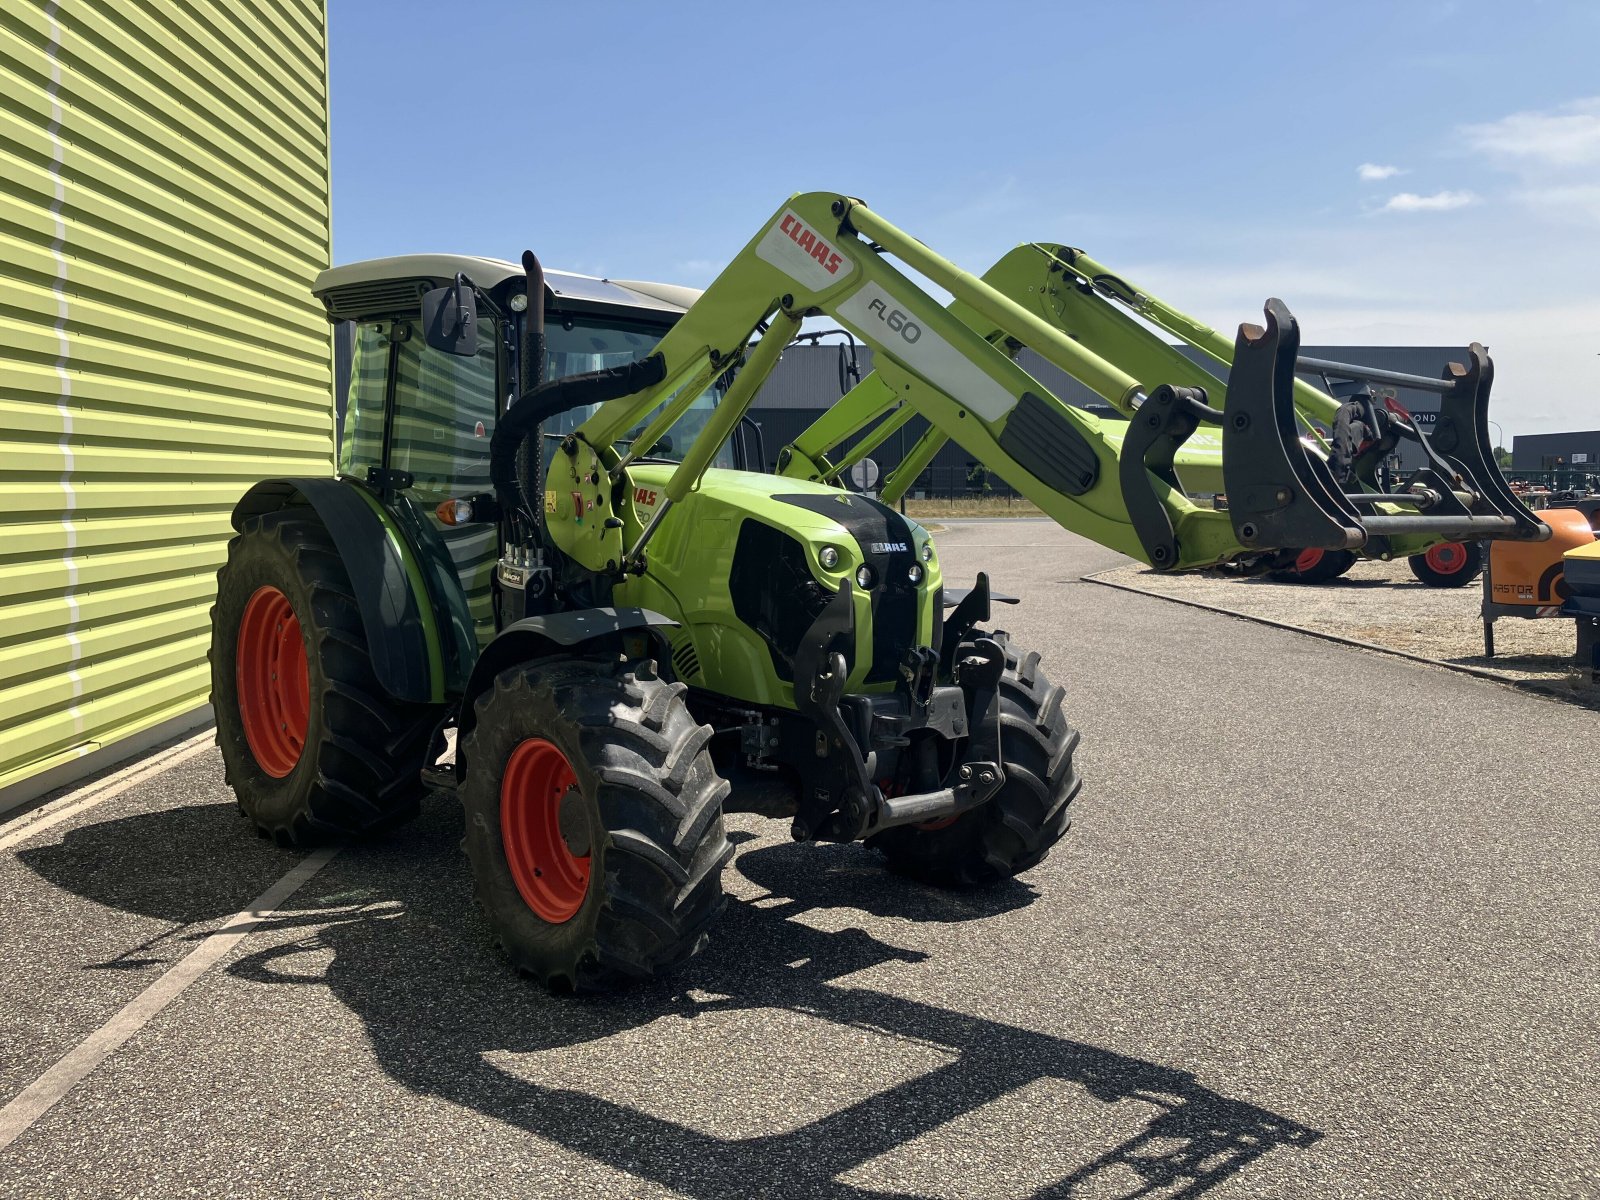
[1481,507,1595,656]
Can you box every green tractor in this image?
[211,192,1541,990]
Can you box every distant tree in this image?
[1494,446,1512,468]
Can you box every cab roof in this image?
[311,254,703,323]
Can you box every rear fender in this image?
[232,478,445,704]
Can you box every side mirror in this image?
[421,278,478,356]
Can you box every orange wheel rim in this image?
[1424,542,1466,573]
[1294,548,1324,573]
[235,586,309,778]
[500,738,590,922]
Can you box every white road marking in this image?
[0,730,215,853]
[0,846,339,1152]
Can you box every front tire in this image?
[868,636,1081,887]
[210,509,441,844]
[1408,541,1482,587]
[459,658,732,991]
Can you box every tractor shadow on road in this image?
[22,800,1322,1197]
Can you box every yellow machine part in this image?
[1486,508,1593,608]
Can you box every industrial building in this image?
[1510,430,1600,476]
[1,2,332,804]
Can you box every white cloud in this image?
[1382,190,1477,212]
[1461,97,1600,166]
[1357,163,1403,181]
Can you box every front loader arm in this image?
[775,243,1250,499]
[524,192,1541,579]
[535,192,1231,573]
[776,231,1545,566]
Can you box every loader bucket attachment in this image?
[1429,344,1548,543]
[1219,299,1548,554]
[1221,300,1365,553]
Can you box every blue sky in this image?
[330,1,1600,438]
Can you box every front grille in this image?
[728,519,832,682]
[772,493,920,684]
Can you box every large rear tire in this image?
[1269,548,1358,584]
[868,635,1081,887]
[459,658,732,991]
[1408,541,1482,588]
[210,509,441,844]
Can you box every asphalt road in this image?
[2,521,1595,1198]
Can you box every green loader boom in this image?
[776,237,1536,568]
[534,193,1543,576]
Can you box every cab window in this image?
[539,317,734,469]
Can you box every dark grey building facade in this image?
[1510,430,1600,473]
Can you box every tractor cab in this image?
[314,253,747,474]
[311,255,748,655]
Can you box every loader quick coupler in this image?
[1222,300,1368,556]
[1220,300,1546,558]
[1119,384,1223,569]
[937,571,1020,677]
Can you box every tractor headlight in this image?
[855,565,874,589]
[921,543,934,562]
[907,563,923,585]
[818,545,840,570]
[509,292,529,313]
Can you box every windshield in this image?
[537,317,733,468]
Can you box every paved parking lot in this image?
[2,520,1596,1198]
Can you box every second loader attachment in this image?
[1212,299,1547,562]
[779,227,1546,573]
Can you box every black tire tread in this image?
[1269,548,1359,584]
[210,509,440,845]
[458,658,732,992]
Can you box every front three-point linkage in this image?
[785,576,1007,844]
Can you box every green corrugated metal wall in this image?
[0,0,332,792]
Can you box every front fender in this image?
[233,478,445,704]
[456,608,679,759]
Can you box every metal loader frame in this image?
[771,238,1545,569]
[509,193,1540,588]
